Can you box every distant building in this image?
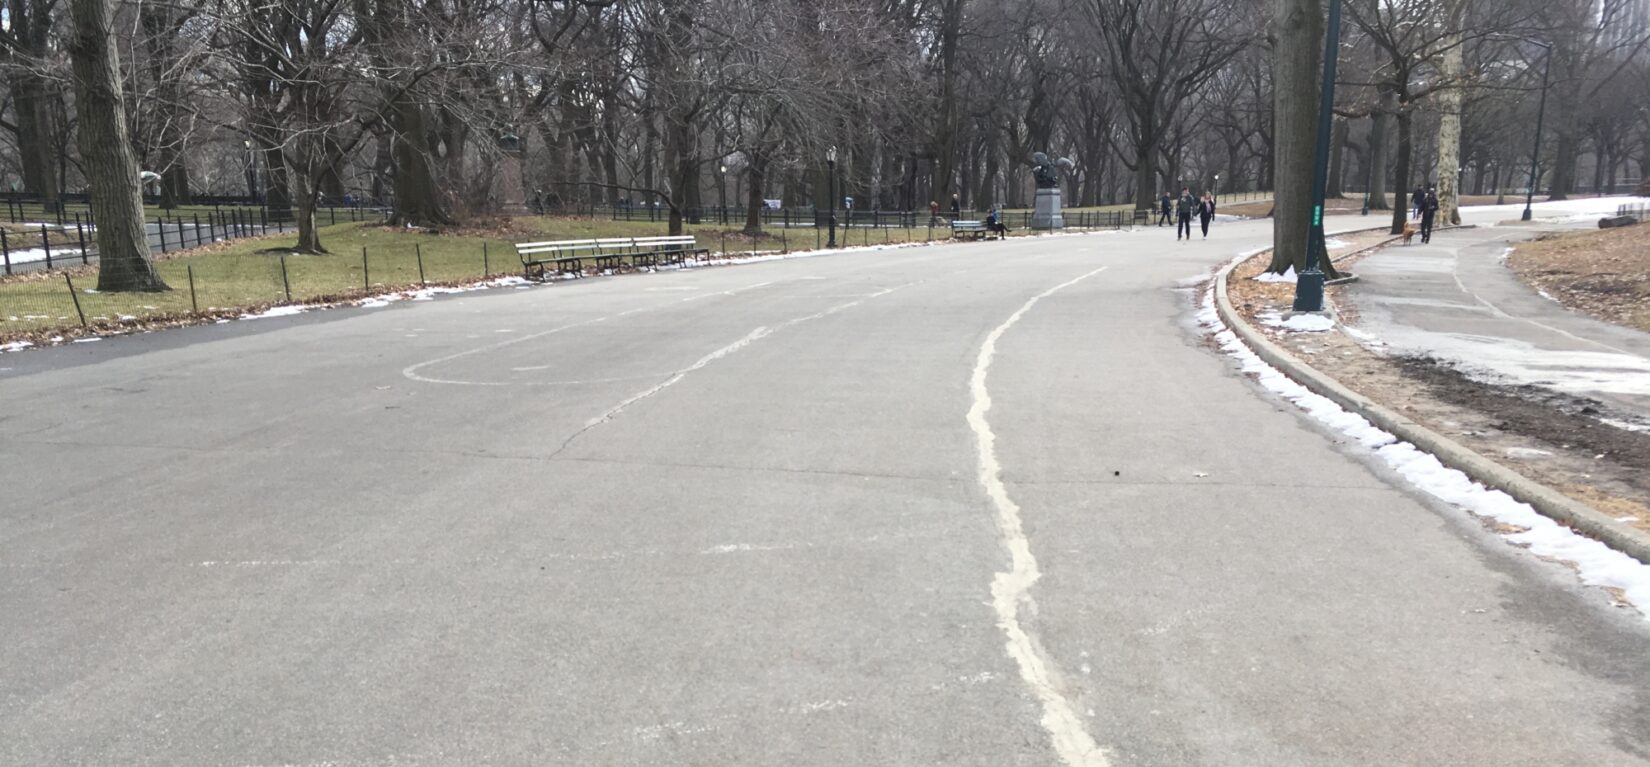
[1605,0,1650,53]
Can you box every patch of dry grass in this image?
[1508,224,1650,332]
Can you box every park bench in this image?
[952,220,992,241]
[516,235,708,280]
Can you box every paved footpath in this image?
[2,209,1648,766]
[1352,215,1650,426]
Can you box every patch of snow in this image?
[0,247,84,265]
[70,337,102,343]
[1199,280,1650,620]
[1253,267,1298,284]
[0,340,34,354]
[1341,326,1387,348]
[1536,289,1559,303]
[1600,417,1650,434]
[239,305,307,320]
[1325,238,1351,250]
[1504,447,1554,459]
[1260,312,1335,333]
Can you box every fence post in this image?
[157,219,168,253]
[65,273,87,326]
[781,229,787,254]
[416,243,426,286]
[177,218,186,250]
[260,206,267,234]
[41,223,52,268]
[76,214,88,264]
[187,265,198,313]
[1,227,10,275]
[194,214,202,247]
[482,241,489,276]
[362,246,370,290]
[207,212,216,243]
[279,254,292,301]
[720,231,726,258]
[330,207,336,226]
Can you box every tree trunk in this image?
[1435,15,1464,226]
[1367,103,1391,209]
[68,0,167,292]
[292,168,324,253]
[389,96,453,227]
[932,0,964,204]
[10,0,61,206]
[1267,0,1321,275]
[1133,139,1157,212]
[1549,131,1578,201]
[1327,118,1346,198]
[743,152,765,236]
[1390,107,1413,235]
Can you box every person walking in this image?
[1198,192,1216,239]
[949,194,961,221]
[1176,187,1196,241]
[929,200,942,227]
[1411,184,1426,221]
[1420,186,1440,244]
[1158,191,1173,226]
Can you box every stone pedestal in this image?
[1030,187,1064,230]
[493,152,529,215]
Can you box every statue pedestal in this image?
[493,152,529,215]
[1031,188,1064,230]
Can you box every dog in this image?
[1401,224,1418,245]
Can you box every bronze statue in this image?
[1031,152,1076,189]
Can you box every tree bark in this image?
[743,151,765,236]
[389,96,453,226]
[1367,105,1391,209]
[932,0,964,204]
[1327,117,1346,198]
[67,0,167,292]
[1390,107,1413,235]
[1267,0,1322,275]
[1435,2,1465,225]
[9,0,61,206]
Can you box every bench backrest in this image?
[516,235,697,257]
[953,220,986,229]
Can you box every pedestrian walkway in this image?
[1348,224,1650,427]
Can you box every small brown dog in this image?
[1401,224,1418,245]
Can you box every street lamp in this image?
[1520,39,1554,222]
[1214,173,1221,204]
[1293,0,1344,313]
[719,164,728,225]
[826,146,838,248]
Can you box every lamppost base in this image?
[1292,269,1326,313]
[1520,209,1534,222]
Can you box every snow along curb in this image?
[1214,254,1650,571]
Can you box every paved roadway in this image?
[2,212,1648,766]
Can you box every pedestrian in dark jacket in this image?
[1420,187,1440,243]
[1176,188,1196,241]
[1411,185,1426,220]
[1198,193,1216,238]
[950,194,961,221]
[1158,192,1173,226]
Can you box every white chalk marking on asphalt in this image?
[968,265,1112,767]
[401,278,798,386]
[567,283,911,439]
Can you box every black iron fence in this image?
[1,204,389,276]
[1616,202,1648,220]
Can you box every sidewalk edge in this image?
[1215,253,1650,567]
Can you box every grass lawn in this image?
[0,213,999,340]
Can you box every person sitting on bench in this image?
[986,206,1010,238]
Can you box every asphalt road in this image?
[3,213,1648,766]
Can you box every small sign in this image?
[1313,205,1323,226]
[844,196,854,209]
[764,199,782,210]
